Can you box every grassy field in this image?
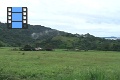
[0,47,120,80]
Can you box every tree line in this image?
[35,33,120,51]
[0,22,120,51]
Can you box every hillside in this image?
[1,22,120,51]
[0,22,74,47]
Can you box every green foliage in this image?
[22,44,35,51]
[0,48,120,80]
[0,23,66,47]
[1,22,120,51]
[0,41,7,47]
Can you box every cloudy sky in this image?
[0,0,120,37]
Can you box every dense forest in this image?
[0,22,120,51]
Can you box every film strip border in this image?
[22,7,28,29]
[7,7,12,29]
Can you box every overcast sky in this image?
[0,0,120,37]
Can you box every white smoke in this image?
[31,33,39,39]
[31,30,60,39]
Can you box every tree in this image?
[0,41,5,47]
[22,44,35,51]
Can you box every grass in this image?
[0,47,120,80]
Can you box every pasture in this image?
[0,47,120,80]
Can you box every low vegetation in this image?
[0,47,120,80]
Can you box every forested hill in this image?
[0,22,68,46]
[0,22,120,51]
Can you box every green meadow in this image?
[0,47,120,80]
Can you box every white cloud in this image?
[0,0,120,37]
